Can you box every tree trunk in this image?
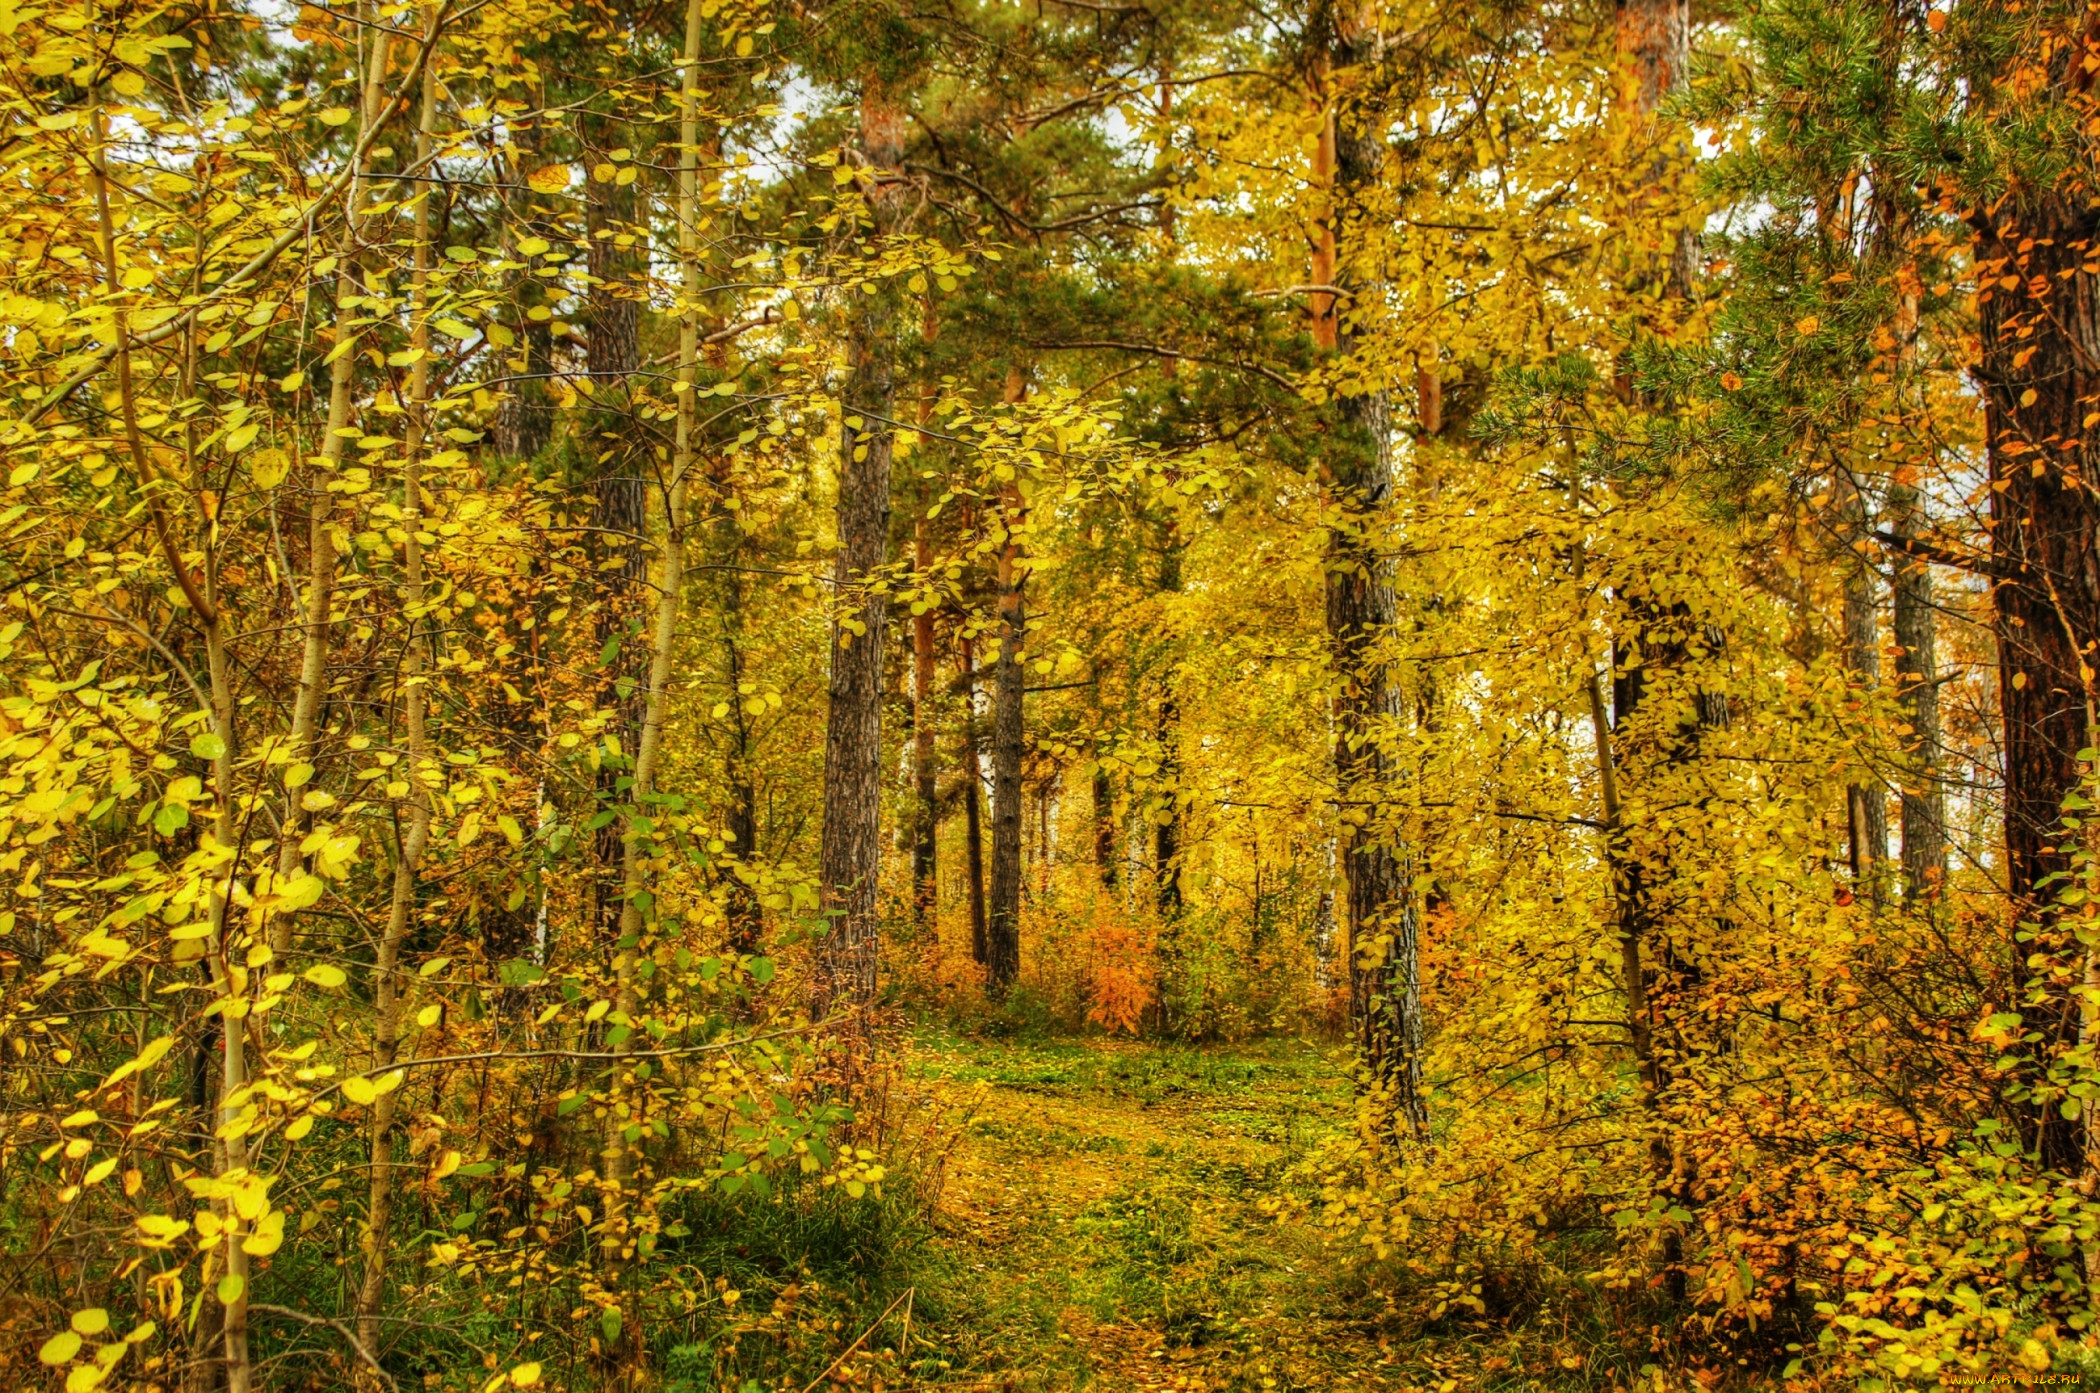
[960,634,988,967]
[271,24,394,952]
[1610,0,1699,1299]
[1976,192,2100,1175]
[356,37,439,1363]
[813,80,905,1023]
[1154,527,1185,919]
[1888,479,1945,900]
[1093,759,1118,889]
[1842,532,1889,886]
[713,512,763,952]
[987,489,1027,996]
[911,304,940,928]
[494,98,555,462]
[1313,3,1427,1139]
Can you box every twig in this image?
[249,1304,399,1393]
[799,1287,914,1393]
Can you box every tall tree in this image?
[986,366,1030,996]
[1888,477,1944,899]
[1310,0,1426,1139]
[813,77,906,1024]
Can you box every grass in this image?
[886,1021,1805,1392]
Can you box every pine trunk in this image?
[1314,5,1426,1139]
[813,83,905,1023]
[1977,193,2100,1175]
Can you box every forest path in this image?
[895,1027,1443,1392]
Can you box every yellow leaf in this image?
[342,1076,377,1105]
[1794,315,1819,336]
[250,448,290,489]
[511,1362,543,1388]
[82,1157,116,1187]
[40,1330,82,1364]
[318,106,353,126]
[527,165,573,194]
[417,1004,442,1028]
[303,964,347,988]
[70,1309,109,1336]
[284,1114,315,1141]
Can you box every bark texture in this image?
[1976,193,2100,1175]
[1153,529,1185,918]
[813,82,906,1022]
[1313,2,1426,1140]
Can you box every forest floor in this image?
[887,1025,1527,1393]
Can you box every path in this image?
[894,1028,1432,1392]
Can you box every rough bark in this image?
[1312,3,1427,1140]
[1888,480,1945,900]
[1976,193,2100,1175]
[814,79,905,1021]
[493,102,555,461]
[1153,526,1186,919]
[1093,759,1118,889]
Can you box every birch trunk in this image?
[987,370,1029,997]
[272,18,395,951]
[1888,480,1944,900]
[602,0,705,1267]
[354,36,440,1366]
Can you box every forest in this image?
[2,0,2099,1387]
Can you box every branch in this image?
[1022,338,1299,394]
[1872,530,2001,578]
[903,162,1160,238]
[249,1306,398,1393]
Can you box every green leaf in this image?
[190,732,225,761]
